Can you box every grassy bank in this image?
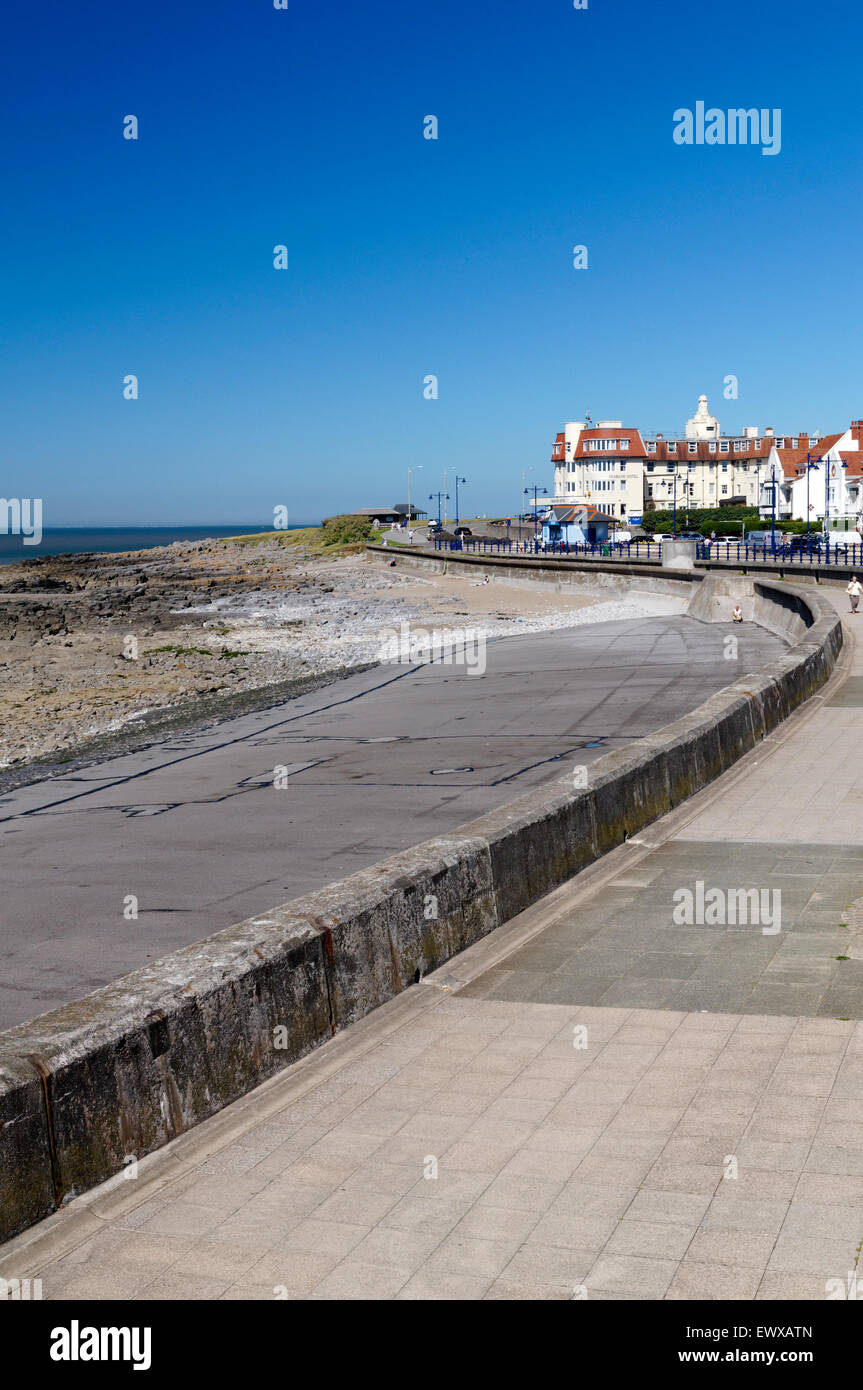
[221,514,379,557]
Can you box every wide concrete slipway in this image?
[0,564,842,1243]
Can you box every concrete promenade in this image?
[1,611,772,1031]
[2,583,862,1301]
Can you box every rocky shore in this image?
[0,535,645,773]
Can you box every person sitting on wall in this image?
[732,604,743,623]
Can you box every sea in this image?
[0,525,313,567]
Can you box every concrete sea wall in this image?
[0,566,843,1243]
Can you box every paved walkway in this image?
[2,583,862,1301]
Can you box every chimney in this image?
[851,421,863,447]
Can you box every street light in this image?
[521,467,534,538]
[671,465,681,536]
[524,485,549,546]
[453,476,467,529]
[429,492,449,529]
[805,454,821,544]
[407,465,422,523]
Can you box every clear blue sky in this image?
[1,0,860,525]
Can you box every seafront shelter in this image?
[542,504,615,546]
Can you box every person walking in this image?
[847,575,862,614]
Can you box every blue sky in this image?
[0,0,860,525]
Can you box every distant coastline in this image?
[0,524,314,566]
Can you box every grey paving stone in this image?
[586,1253,678,1298]
[311,1259,412,1300]
[666,1261,762,1300]
[767,1233,858,1277]
[397,1269,494,1300]
[484,1279,574,1300]
[604,1220,694,1261]
[499,1242,594,1288]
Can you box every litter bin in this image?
[601,543,610,557]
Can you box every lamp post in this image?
[672,466,680,536]
[429,492,449,529]
[521,467,534,541]
[453,476,467,529]
[524,485,549,546]
[805,455,820,544]
[407,465,422,523]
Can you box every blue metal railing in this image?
[429,535,863,567]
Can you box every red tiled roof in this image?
[573,427,646,458]
[781,434,844,475]
[836,452,863,479]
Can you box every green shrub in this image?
[319,514,375,546]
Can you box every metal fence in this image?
[432,535,863,567]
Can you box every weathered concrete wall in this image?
[370,544,696,600]
[0,569,842,1245]
[661,538,698,571]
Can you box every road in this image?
[0,614,788,1029]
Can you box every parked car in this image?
[454,526,473,537]
[787,533,824,554]
[745,530,779,547]
[427,520,442,533]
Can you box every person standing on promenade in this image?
[847,575,862,614]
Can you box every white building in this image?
[552,421,648,521]
[762,423,863,529]
[685,394,721,440]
